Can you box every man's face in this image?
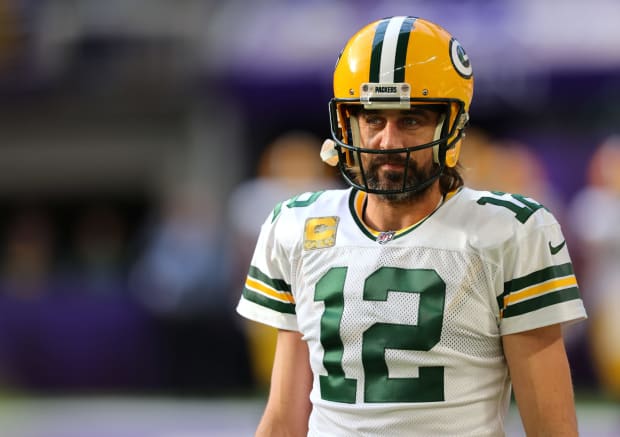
[356,106,442,202]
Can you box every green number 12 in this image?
[314,267,446,404]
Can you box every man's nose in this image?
[379,120,404,150]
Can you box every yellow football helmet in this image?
[328,16,474,194]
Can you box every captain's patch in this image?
[304,216,339,250]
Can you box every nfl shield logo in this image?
[376,231,396,245]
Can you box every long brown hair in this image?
[439,164,464,195]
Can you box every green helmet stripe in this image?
[369,18,390,82]
[393,17,416,82]
[369,17,417,83]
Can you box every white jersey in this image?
[237,187,586,436]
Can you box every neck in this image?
[363,185,443,232]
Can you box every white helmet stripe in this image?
[378,16,406,82]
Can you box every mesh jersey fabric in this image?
[236,187,586,436]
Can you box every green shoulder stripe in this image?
[502,287,580,319]
[248,265,291,292]
[242,287,296,314]
[271,201,283,223]
[497,263,574,308]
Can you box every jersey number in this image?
[477,192,546,224]
[314,267,445,404]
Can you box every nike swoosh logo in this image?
[548,240,566,255]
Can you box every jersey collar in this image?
[348,187,461,242]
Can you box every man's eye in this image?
[365,116,382,125]
[402,117,419,127]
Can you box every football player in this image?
[237,16,586,436]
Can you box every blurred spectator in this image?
[229,130,341,249]
[0,203,163,391]
[68,204,129,294]
[130,183,251,392]
[0,0,23,72]
[0,207,55,298]
[130,185,231,316]
[460,128,564,216]
[228,130,342,387]
[567,135,620,399]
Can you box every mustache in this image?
[368,154,416,170]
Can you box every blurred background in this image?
[0,0,618,435]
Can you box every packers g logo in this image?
[304,216,339,250]
[449,38,472,79]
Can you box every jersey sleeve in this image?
[236,206,299,331]
[498,208,587,335]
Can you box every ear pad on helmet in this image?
[348,115,362,168]
[445,140,461,168]
[432,113,446,164]
[445,112,469,167]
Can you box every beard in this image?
[363,153,439,203]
